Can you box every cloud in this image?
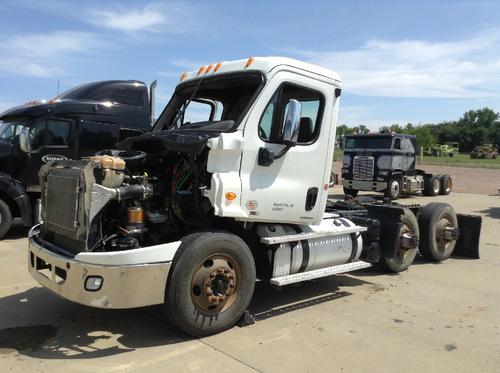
[292,29,500,98]
[0,31,102,78]
[87,3,184,34]
[338,105,409,129]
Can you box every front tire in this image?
[379,208,419,272]
[164,232,256,337]
[385,178,402,200]
[418,203,458,261]
[0,199,13,239]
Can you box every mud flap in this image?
[453,214,482,259]
[365,204,404,259]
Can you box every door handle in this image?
[305,187,318,211]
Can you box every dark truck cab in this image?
[0,80,155,238]
[341,133,452,199]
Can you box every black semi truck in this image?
[341,133,452,199]
[0,80,156,239]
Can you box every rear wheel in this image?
[384,178,402,200]
[343,187,358,198]
[423,175,440,196]
[380,209,419,272]
[163,232,255,337]
[439,174,452,195]
[418,203,458,261]
[0,199,13,239]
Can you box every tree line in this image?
[336,107,500,152]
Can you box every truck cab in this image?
[342,133,452,199]
[28,58,476,337]
[0,80,153,238]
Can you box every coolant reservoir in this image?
[90,155,126,188]
[91,155,126,170]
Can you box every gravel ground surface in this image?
[332,161,500,195]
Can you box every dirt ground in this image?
[332,161,500,195]
[0,191,499,372]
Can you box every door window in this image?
[258,83,324,144]
[30,119,70,150]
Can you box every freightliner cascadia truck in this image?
[27,58,481,337]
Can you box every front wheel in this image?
[163,232,256,337]
[384,178,402,200]
[0,199,13,239]
[379,208,419,272]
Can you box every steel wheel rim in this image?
[391,181,400,197]
[444,178,451,192]
[191,253,240,314]
[432,179,440,193]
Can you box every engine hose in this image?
[116,184,151,201]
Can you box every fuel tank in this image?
[258,217,364,277]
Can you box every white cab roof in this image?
[179,57,341,85]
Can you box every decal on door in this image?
[41,154,70,163]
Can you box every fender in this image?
[0,171,32,226]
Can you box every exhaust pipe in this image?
[149,80,157,126]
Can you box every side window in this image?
[394,138,401,150]
[29,120,46,150]
[258,84,323,144]
[45,120,70,146]
[30,120,71,150]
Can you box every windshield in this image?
[0,120,28,140]
[344,137,394,150]
[154,72,264,132]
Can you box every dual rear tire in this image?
[424,174,452,196]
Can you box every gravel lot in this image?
[333,161,500,195]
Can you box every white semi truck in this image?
[28,57,481,337]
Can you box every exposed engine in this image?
[38,147,214,254]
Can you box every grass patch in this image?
[333,148,500,169]
[420,153,500,169]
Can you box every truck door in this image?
[18,118,75,187]
[239,71,336,225]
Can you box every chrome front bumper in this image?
[28,233,171,309]
[343,179,387,192]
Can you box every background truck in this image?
[423,142,459,157]
[0,80,156,239]
[342,133,452,199]
[470,143,498,159]
[28,57,481,338]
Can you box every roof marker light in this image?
[197,65,206,75]
[205,64,214,73]
[245,57,254,68]
[180,72,188,81]
[214,62,223,72]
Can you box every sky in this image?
[1,0,500,129]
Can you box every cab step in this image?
[269,261,372,286]
[260,226,367,245]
